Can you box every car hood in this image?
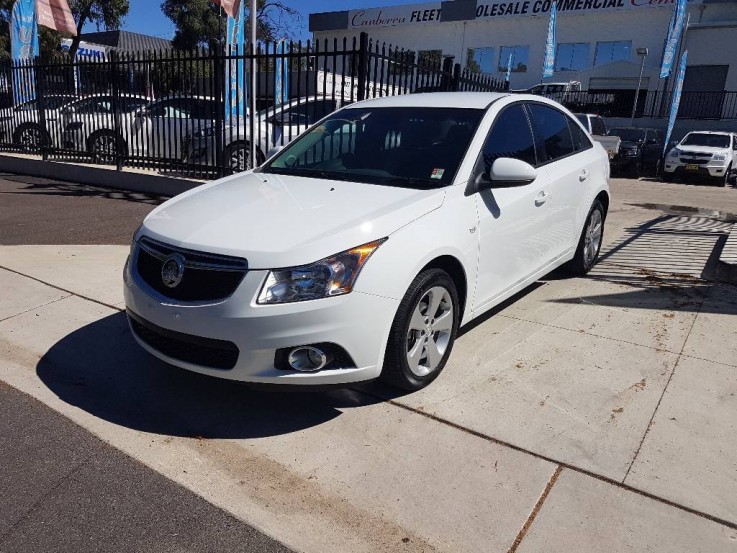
[678,145,727,155]
[141,172,445,268]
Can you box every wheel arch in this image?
[594,190,609,217]
[418,255,468,321]
[86,128,128,155]
[225,139,266,163]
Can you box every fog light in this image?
[287,346,331,372]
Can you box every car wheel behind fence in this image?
[14,124,48,153]
[89,131,122,164]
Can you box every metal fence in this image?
[547,89,737,120]
[0,33,506,177]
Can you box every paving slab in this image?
[0,267,69,322]
[625,354,737,524]
[0,245,128,307]
[682,283,737,367]
[498,272,705,354]
[0,290,557,553]
[390,316,679,481]
[597,215,731,279]
[517,469,737,553]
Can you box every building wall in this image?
[312,1,737,92]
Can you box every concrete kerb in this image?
[0,154,204,197]
[715,223,737,284]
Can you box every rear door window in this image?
[526,103,575,163]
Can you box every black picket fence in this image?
[546,89,737,120]
[0,33,507,177]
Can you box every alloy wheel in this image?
[584,209,603,267]
[405,286,454,377]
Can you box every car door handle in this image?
[535,192,549,206]
[579,170,589,182]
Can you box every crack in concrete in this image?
[508,466,563,553]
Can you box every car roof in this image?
[685,130,731,136]
[347,92,510,110]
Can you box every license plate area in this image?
[685,164,700,171]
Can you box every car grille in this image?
[128,310,239,370]
[134,236,247,303]
[680,152,712,165]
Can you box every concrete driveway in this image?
[1,175,736,552]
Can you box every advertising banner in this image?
[225,0,247,124]
[36,0,77,35]
[505,53,513,81]
[274,40,289,106]
[659,0,686,78]
[10,0,39,105]
[664,50,687,154]
[542,1,557,78]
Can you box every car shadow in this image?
[35,312,385,439]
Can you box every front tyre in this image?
[381,269,459,391]
[566,200,605,276]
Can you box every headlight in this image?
[624,149,639,157]
[712,153,728,161]
[668,148,681,158]
[257,239,386,304]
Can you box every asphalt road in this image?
[0,173,162,245]
[0,174,292,552]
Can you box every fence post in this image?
[34,56,48,161]
[213,45,225,178]
[110,51,124,171]
[452,62,461,92]
[357,32,369,102]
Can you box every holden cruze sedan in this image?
[124,92,610,391]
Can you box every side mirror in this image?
[487,158,537,188]
[266,115,283,126]
[266,145,284,159]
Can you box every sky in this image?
[121,0,414,42]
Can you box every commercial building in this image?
[310,0,737,122]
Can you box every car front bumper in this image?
[663,160,730,179]
[123,256,398,386]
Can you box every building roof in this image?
[78,30,172,53]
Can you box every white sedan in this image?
[124,92,610,391]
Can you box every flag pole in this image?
[249,0,257,169]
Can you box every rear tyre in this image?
[715,164,731,187]
[224,142,265,174]
[380,269,459,391]
[566,200,605,276]
[88,130,125,164]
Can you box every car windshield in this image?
[681,133,730,148]
[608,128,645,142]
[261,107,484,189]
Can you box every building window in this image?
[498,46,529,73]
[555,43,590,71]
[466,47,495,75]
[594,41,632,66]
[418,50,443,67]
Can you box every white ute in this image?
[663,131,737,186]
[124,92,611,391]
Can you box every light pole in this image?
[249,0,257,168]
[630,47,648,125]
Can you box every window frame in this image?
[469,100,540,190]
[498,45,530,74]
[555,42,591,72]
[593,40,633,66]
[525,101,592,167]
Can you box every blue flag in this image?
[10,0,39,105]
[505,53,513,82]
[274,40,289,106]
[225,1,247,124]
[543,1,557,78]
[660,0,686,79]
[664,50,687,155]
